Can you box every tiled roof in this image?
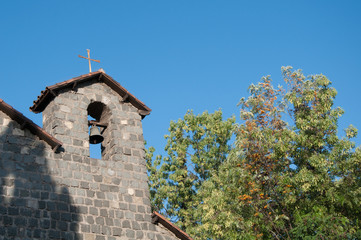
[30,69,151,118]
[0,98,62,151]
[152,212,194,240]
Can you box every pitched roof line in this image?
[0,98,62,151]
[151,211,194,240]
[30,70,151,118]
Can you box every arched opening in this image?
[87,101,108,159]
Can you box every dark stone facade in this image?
[0,74,183,240]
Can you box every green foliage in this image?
[147,67,361,239]
[146,110,235,230]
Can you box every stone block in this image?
[135,190,143,197]
[109,186,119,192]
[123,147,131,155]
[126,229,135,238]
[3,216,13,225]
[60,105,71,113]
[95,235,105,240]
[124,195,133,203]
[13,198,26,207]
[100,209,108,217]
[74,197,84,204]
[58,221,68,231]
[105,217,114,226]
[70,222,79,231]
[93,175,103,182]
[89,207,98,216]
[49,230,61,239]
[59,194,70,202]
[0,206,7,214]
[51,212,60,220]
[41,219,51,229]
[81,224,91,233]
[83,173,93,182]
[137,205,145,213]
[141,223,148,230]
[111,178,121,185]
[96,192,105,199]
[95,217,104,225]
[7,226,17,236]
[129,204,136,212]
[125,211,134,220]
[74,171,83,179]
[136,231,144,239]
[122,220,131,229]
[147,233,155,239]
[103,200,110,208]
[132,220,141,230]
[72,155,83,163]
[78,206,88,214]
[85,198,93,205]
[77,188,86,196]
[135,214,144,221]
[87,216,94,224]
[86,190,95,198]
[91,224,101,234]
[57,202,69,211]
[115,210,124,219]
[84,233,95,240]
[112,227,122,236]
[119,202,128,210]
[8,207,19,215]
[100,184,110,192]
[94,199,102,207]
[61,213,72,222]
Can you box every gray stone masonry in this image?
[0,80,182,239]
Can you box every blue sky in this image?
[1,1,361,156]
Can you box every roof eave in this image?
[0,98,62,151]
[30,71,151,118]
[151,212,194,240]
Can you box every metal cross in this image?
[78,49,100,73]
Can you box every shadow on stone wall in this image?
[0,121,79,239]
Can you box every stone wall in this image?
[0,80,181,239]
[0,111,79,239]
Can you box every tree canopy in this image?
[146,67,361,239]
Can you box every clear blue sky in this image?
[1,1,361,156]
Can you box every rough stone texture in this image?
[0,81,181,239]
[155,224,181,240]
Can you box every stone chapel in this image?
[0,69,193,240]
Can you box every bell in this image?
[89,125,104,144]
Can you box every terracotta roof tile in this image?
[0,98,62,151]
[30,70,151,118]
[152,211,194,240]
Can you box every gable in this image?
[30,69,151,118]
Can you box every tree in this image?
[146,110,235,230]
[194,74,289,239]
[281,67,361,239]
[147,67,361,239]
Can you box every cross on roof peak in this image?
[78,49,100,73]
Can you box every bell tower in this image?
[31,70,151,158]
[29,70,163,239]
